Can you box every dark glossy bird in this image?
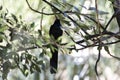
[49,19,63,73]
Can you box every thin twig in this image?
[69,40,120,50]
[104,9,120,31]
[105,46,120,60]
[95,46,101,80]
[64,31,86,47]
[40,7,45,36]
[76,31,120,44]
[26,0,105,31]
[104,13,115,31]
[95,0,101,34]
[26,0,55,15]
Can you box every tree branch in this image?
[69,39,120,50]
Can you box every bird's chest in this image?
[50,26,63,39]
[54,27,62,35]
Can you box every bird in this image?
[49,18,63,73]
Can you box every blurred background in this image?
[0,0,120,80]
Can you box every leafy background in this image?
[0,0,120,80]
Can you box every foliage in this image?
[0,6,45,79]
[0,0,120,80]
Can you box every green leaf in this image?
[35,65,41,72]
[62,19,71,26]
[24,70,29,76]
[39,52,44,57]
[0,6,2,10]
[36,39,42,47]
[79,22,89,30]
[0,34,7,41]
[104,46,110,53]
[97,46,102,50]
[0,26,8,32]
[30,65,34,73]
[38,30,42,36]
[37,60,44,65]
[27,54,32,60]
[23,65,29,76]
[2,61,11,79]
[11,14,18,23]
[30,22,35,28]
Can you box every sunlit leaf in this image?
[36,39,42,47]
[0,26,8,32]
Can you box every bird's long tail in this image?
[50,45,58,73]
